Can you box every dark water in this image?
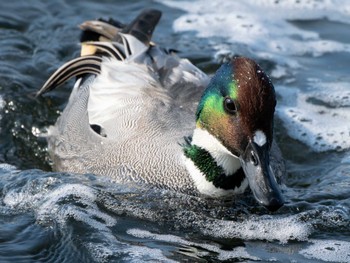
[0,1,349,262]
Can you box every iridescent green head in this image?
[191,57,284,211]
[196,57,277,157]
[196,62,238,122]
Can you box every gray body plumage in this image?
[47,45,210,194]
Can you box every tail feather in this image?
[121,9,161,46]
[37,9,163,96]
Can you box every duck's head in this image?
[186,57,284,211]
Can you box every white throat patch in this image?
[191,128,241,175]
[253,130,267,146]
[183,128,248,197]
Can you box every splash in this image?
[0,95,4,129]
[300,239,350,262]
[127,228,259,261]
[0,95,4,109]
[160,0,350,65]
[201,214,311,244]
[2,174,119,262]
[277,83,350,152]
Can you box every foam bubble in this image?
[0,95,4,129]
[161,0,350,64]
[85,243,114,263]
[270,65,289,79]
[3,178,121,262]
[0,95,4,109]
[277,83,350,152]
[125,245,178,263]
[38,184,107,224]
[300,239,350,262]
[202,214,311,244]
[3,181,115,225]
[0,163,17,172]
[127,228,259,261]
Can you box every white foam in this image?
[0,95,4,109]
[0,95,4,127]
[85,243,114,263]
[125,245,178,263]
[202,214,311,244]
[127,228,259,261]
[3,180,122,261]
[161,0,350,66]
[277,83,350,152]
[300,239,350,262]
[7,182,116,227]
[0,163,17,172]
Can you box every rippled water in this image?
[0,0,350,262]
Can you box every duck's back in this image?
[43,11,209,193]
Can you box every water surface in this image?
[0,0,349,262]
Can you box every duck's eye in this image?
[224,97,237,114]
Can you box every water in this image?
[0,0,349,262]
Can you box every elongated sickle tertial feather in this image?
[37,40,130,96]
[83,42,126,60]
[37,55,102,96]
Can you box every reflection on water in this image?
[0,0,350,262]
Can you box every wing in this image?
[39,9,209,139]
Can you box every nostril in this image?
[250,151,258,166]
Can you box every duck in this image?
[37,9,285,211]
